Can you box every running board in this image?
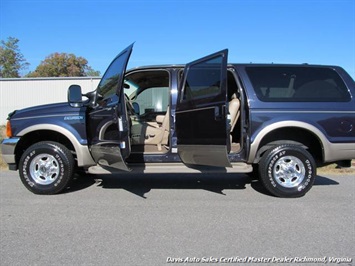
[87,162,253,175]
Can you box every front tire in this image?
[259,145,316,197]
[19,141,75,195]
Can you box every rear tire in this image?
[259,145,316,197]
[19,141,75,195]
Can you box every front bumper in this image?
[1,137,20,170]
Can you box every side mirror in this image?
[68,85,83,107]
[132,102,140,115]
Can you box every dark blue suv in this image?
[2,44,354,197]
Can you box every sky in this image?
[1,0,354,78]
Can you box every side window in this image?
[124,70,170,115]
[246,67,351,102]
[135,87,169,114]
[182,55,223,102]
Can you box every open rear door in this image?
[175,49,231,167]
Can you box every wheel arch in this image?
[249,121,328,166]
[15,124,95,168]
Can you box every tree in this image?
[27,52,100,77]
[85,66,101,77]
[0,37,29,78]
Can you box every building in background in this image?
[0,77,101,125]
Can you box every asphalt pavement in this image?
[0,170,354,266]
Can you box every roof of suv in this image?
[126,63,341,72]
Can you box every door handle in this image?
[214,106,224,121]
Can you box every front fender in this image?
[17,124,95,167]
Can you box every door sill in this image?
[87,162,253,175]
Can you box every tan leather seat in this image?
[229,94,240,133]
[131,106,170,151]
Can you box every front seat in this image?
[131,106,170,151]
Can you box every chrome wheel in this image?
[19,142,75,194]
[29,153,60,185]
[273,155,305,188]
[259,145,316,197]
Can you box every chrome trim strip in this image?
[17,124,96,167]
[252,110,355,114]
[12,113,81,121]
[175,106,221,114]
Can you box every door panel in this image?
[91,144,130,171]
[87,44,133,171]
[176,49,231,167]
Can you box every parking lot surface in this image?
[0,171,354,266]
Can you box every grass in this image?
[317,162,355,175]
[0,125,354,174]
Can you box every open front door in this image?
[176,49,231,167]
[88,44,133,171]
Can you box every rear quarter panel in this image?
[235,65,355,162]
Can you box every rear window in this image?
[246,67,351,102]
